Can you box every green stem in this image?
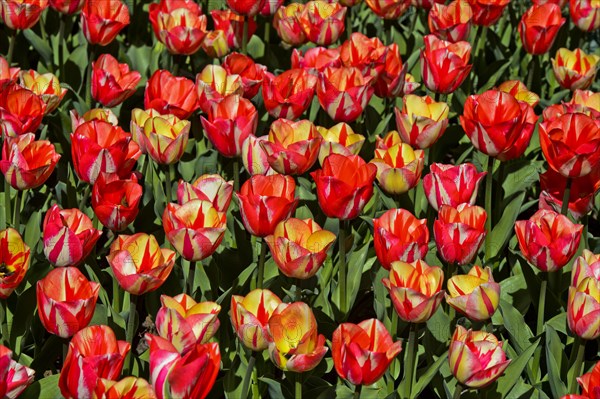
[233,159,240,193]
[560,178,572,216]
[125,294,138,374]
[79,185,91,210]
[353,383,362,399]
[404,323,418,399]
[166,164,175,203]
[188,261,196,297]
[252,359,260,398]
[568,337,585,393]
[112,277,121,314]
[527,55,537,90]
[345,6,352,39]
[4,178,11,228]
[85,46,95,108]
[0,298,9,346]
[453,383,463,399]
[295,373,302,399]
[484,155,494,263]
[241,17,249,55]
[58,15,66,79]
[391,309,398,339]
[532,276,547,381]
[6,29,17,66]
[241,352,257,399]
[339,220,347,315]
[12,189,20,229]
[257,239,267,289]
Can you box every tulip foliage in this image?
[1,0,600,399]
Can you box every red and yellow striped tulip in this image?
[0,345,35,398]
[195,65,243,114]
[552,48,600,91]
[365,0,410,19]
[222,52,266,99]
[177,174,233,212]
[70,108,118,131]
[211,10,257,50]
[0,0,48,30]
[0,228,30,299]
[0,85,46,137]
[317,66,374,123]
[231,289,283,351]
[91,54,141,108]
[371,142,425,195]
[395,95,449,149]
[569,0,600,32]
[446,265,500,321]
[339,32,387,78]
[376,130,402,150]
[201,30,230,58]
[242,135,273,176]
[434,204,487,266]
[497,79,540,107]
[568,276,600,340]
[291,47,342,73]
[149,0,207,55]
[144,70,198,120]
[317,122,365,165]
[94,377,157,399]
[373,44,416,98]
[428,0,473,43]
[423,163,486,211]
[274,3,307,46]
[420,35,472,94]
[18,69,66,113]
[572,250,600,288]
[262,69,318,120]
[299,1,347,46]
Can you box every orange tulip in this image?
[262,69,318,120]
[81,0,130,46]
[428,0,473,43]
[373,44,416,98]
[144,70,199,120]
[91,54,141,108]
[231,289,282,351]
[291,47,342,73]
[519,3,565,55]
[0,85,46,137]
[222,52,266,99]
[339,32,387,78]
[365,0,410,19]
[0,228,30,299]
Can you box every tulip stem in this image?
[295,373,302,399]
[560,178,572,216]
[85,46,95,108]
[4,179,12,228]
[345,6,352,39]
[568,337,585,393]
[125,293,138,374]
[339,219,348,315]
[188,260,197,297]
[403,323,418,399]
[532,275,547,381]
[241,17,249,55]
[242,352,257,399]
[233,159,240,193]
[0,298,9,346]
[353,383,362,399]
[257,239,267,289]
[12,189,21,229]
[483,155,494,263]
[453,383,464,399]
[166,164,175,203]
[79,185,91,210]
[6,29,16,66]
[58,15,67,79]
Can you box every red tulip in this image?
[434,204,487,266]
[311,154,376,220]
[0,345,34,398]
[373,44,416,98]
[420,35,472,94]
[262,69,318,120]
[467,0,510,26]
[36,267,100,338]
[519,3,565,55]
[299,1,347,46]
[149,0,207,55]
[49,0,84,14]
[0,85,46,137]
[533,0,567,7]
[539,168,600,220]
[291,47,342,73]
[177,174,234,212]
[0,56,19,89]
[226,0,265,16]
[92,54,141,108]
[70,108,119,131]
[339,32,387,78]
[570,0,600,32]
[0,228,30,299]
[423,163,486,211]
[80,0,130,46]
[552,48,600,91]
[317,67,374,123]
[222,52,266,99]
[274,3,307,46]
[195,65,243,114]
[18,70,66,113]
[429,0,473,43]
[144,70,198,120]
[0,0,48,30]
[211,10,258,50]
[92,172,142,231]
[365,0,410,19]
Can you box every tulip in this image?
[222,52,266,99]
[18,70,66,113]
[0,345,34,398]
[373,209,429,270]
[162,200,227,261]
[267,302,328,372]
[0,85,46,137]
[423,163,486,211]
[130,109,190,165]
[94,377,157,399]
[371,142,425,195]
[80,0,130,46]
[373,44,416,98]
[420,35,472,94]
[570,0,600,32]
[91,54,141,108]
[0,228,30,299]
[196,65,243,114]
[177,174,233,212]
[92,172,142,231]
[448,325,510,388]
[144,70,198,120]
[317,122,365,165]
[262,69,318,120]
[70,108,119,131]
[519,3,565,55]
[49,0,84,14]
[200,95,258,158]
[570,89,600,116]
[149,0,207,55]
[211,10,258,50]
[291,47,342,73]
[467,0,510,26]
[317,67,374,123]
[568,277,600,340]
[265,218,336,279]
[376,130,402,150]
[236,174,298,237]
[515,209,583,272]
[561,360,600,399]
[0,133,60,190]
[242,135,272,176]
[0,56,19,89]
[383,259,445,323]
[311,154,376,220]
[71,120,141,184]
[226,0,265,16]
[156,294,221,353]
[572,250,600,288]
[540,113,600,178]
[434,204,487,266]
[147,334,220,399]
[273,3,307,46]
[552,48,600,91]
[497,79,540,107]
[395,95,449,149]
[0,0,48,30]
[201,30,230,58]
[533,0,567,6]
[446,265,500,321]
[365,0,410,19]
[331,319,402,386]
[429,0,473,43]
[107,233,175,295]
[339,33,387,78]
[261,118,322,175]
[230,289,283,351]
[36,267,100,338]
[43,205,102,267]
[299,1,347,46]
[59,325,130,399]
[539,168,600,220]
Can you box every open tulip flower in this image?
[231,289,283,351]
[36,267,100,338]
[0,0,48,30]
[467,0,510,26]
[18,69,66,113]
[539,167,600,219]
[0,85,46,137]
[242,135,272,176]
[299,1,347,46]
[144,70,198,119]
[80,0,130,46]
[196,65,244,114]
[552,48,600,91]
[365,0,410,19]
[0,345,35,398]
[49,0,84,14]
[395,95,449,149]
[570,0,600,32]
[107,233,176,295]
[155,294,221,353]
[149,0,207,55]
[59,325,130,399]
[448,325,510,388]
[339,33,387,78]
[291,47,342,73]
[274,3,307,46]
[446,265,500,321]
[423,163,486,211]
[376,130,402,150]
[383,259,445,323]
[568,276,600,340]
[267,301,328,372]
[177,174,233,212]
[317,122,365,165]
[420,35,472,94]
[0,228,30,299]
[519,3,565,55]
[91,54,141,108]
[317,66,374,123]
[428,0,473,43]
[265,218,336,279]
[515,209,583,272]
[262,69,318,120]
[91,172,142,231]
[434,204,487,266]
[222,52,266,99]
[570,89,600,116]
[43,205,102,267]
[371,142,425,195]
[331,318,402,386]
[94,377,157,399]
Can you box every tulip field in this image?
[1,0,600,398]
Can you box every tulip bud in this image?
[568,277,600,340]
[519,3,565,55]
[262,69,318,120]
[130,110,190,165]
[92,54,141,108]
[149,0,207,55]
[177,174,234,212]
[434,204,487,266]
[144,70,199,120]
[231,289,282,351]
[81,0,130,46]
[299,1,347,46]
[395,95,449,149]
[0,345,35,398]
[0,86,46,137]
[420,35,472,94]
[446,265,500,321]
[371,142,425,195]
[0,228,30,299]
[202,30,231,58]
[241,135,273,176]
[429,0,473,43]
[92,172,142,231]
[552,48,600,91]
[317,67,374,123]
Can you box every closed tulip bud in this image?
[149,0,207,55]
[222,52,266,99]
[237,174,298,237]
[340,33,387,78]
[570,0,600,32]
[18,70,66,113]
[552,48,600,91]
[373,44,415,98]
[376,130,402,150]
[81,0,129,46]
[0,85,46,137]
[156,294,221,353]
[311,154,376,220]
[421,35,472,94]
[231,290,282,351]
[383,259,445,323]
[144,70,198,119]
[274,3,307,46]
[59,325,130,399]
[0,56,19,89]
[94,377,157,399]
[211,10,258,50]
[467,0,510,26]
[423,163,486,211]
[177,174,233,212]
[332,319,402,386]
[163,200,227,261]
[265,218,336,279]
[519,4,565,55]
[262,69,318,120]
[0,0,48,30]
[107,233,175,295]
[299,1,347,46]
[201,30,230,58]
[0,345,34,398]
[92,172,142,231]
[572,250,600,288]
[317,122,365,165]
[446,265,500,321]
[43,205,102,267]
[395,95,449,149]
[261,118,322,175]
[196,65,243,114]
[0,228,30,299]
[91,54,141,108]
[242,135,273,176]
[291,47,342,73]
[36,267,100,338]
[429,0,473,43]
[448,325,510,388]
[434,204,487,266]
[371,142,425,195]
[317,67,374,123]
[568,277,600,340]
[539,168,600,220]
[70,108,119,131]
[365,0,410,19]
[373,209,429,270]
[49,0,84,14]
[226,0,265,16]
[146,334,220,399]
[515,209,583,272]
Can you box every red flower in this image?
[0,345,34,398]
[0,85,46,137]
[299,1,347,46]
[539,168,600,220]
[467,0,510,26]
[365,0,410,19]
[373,44,415,98]
[177,174,234,212]
[569,0,600,32]
[423,163,486,211]
[262,69,318,120]
[434,204,487,265]
[81,0,130,46]
[49,0,84,14]
[428,0,473,42]
[291,47,342,73]
[149,0,207,55]
[317,67,374,123]
[274,3,307,46]
[144,70,198,120]
[562,360,600,399]
[519,3,565,55]
[420,35,472,94]
[0,228,30,299]
[222,52,266,99]
[0,56,19,89]
[0,0,48,30]
[339,32,387,78]
[92,172,142,231]
[92,54,141,107]
[226,0,265,16]
[195,65,243,114]
[211,10,258,49]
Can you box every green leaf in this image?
[23,211,42,253]
[20,374,62,399]
[414,352,448,397]
[499,299,534,354]
[22,30,53,65]
[545,325,567,398]
[494,339,540,398]
[487,192,525,260]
